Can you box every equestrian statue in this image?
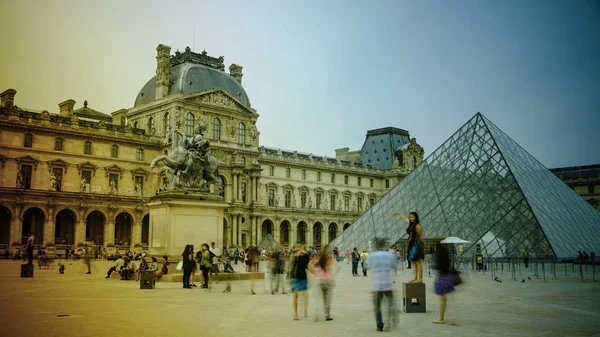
[150,122,220,191]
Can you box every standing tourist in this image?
[360,249,369,276]
[26,232,35,264]
[392,211,425,283]
[345,250,351,264]
[308,245,339,321]
[234,248,240,264]
[248,246,260,295]
[210,242,220,284]
[182,245,193,289]
[522,247,529,268]
[368,237,398,332]
[189,245,198,287]
[433,243,458,325]
[289,243,310,320]
[199,243,212,288]
[351,247,360,276]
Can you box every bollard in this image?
[541,260,546,282]
[501,260,504,273]
[511,261,516,281]
[553,260,557,280]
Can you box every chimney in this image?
[229,64,243,84]
[58,99,76,118]
[0,89,17,108]
[155,44,171,100]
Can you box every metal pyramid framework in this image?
[330,113,600,259]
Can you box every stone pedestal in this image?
[148,191,226,258]
[402,282,426,313]
[21,263,34,278]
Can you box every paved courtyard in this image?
[0,259,599,337]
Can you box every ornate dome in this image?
[134,59,251,108]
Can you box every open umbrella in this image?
[441,237,470,244]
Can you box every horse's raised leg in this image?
[150,155,181,170]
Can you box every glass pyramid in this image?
[330,113,600,258]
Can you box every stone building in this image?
[0,44,424,254]
[550,165,600,210]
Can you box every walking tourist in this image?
[433,243,458,325]
[345,250,351,264]
[361,248,369,276]
[26,232,34,264]
[248,246,260,295]
[368,237,398,331]
[308,245,339,321]
[351,247,360,276]
[270,248,286,294]
[522,247,529,268]
[392,211,425,283]
[289,243,310,320]
[234,248,240,264]
[189,245,199,287]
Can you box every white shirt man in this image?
[210,242,221,282]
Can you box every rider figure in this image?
[182,122,210,173]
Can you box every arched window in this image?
[212,118,221,140]
[133,121,139,129]
[237,122,246,144]
[163,112,170,134]
[185,112,195,136]
[147,117,154,134]
[84,141,92,155]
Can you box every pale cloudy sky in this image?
[1,0,599,168]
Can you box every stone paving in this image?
[0,259,599,337]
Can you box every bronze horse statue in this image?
[149,129,219,190]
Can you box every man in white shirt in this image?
[26,232,35,264]
[368,238,398,331]
[106,256,125,278]
[210,242,220,284]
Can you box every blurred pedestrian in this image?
[182,245,193,289]
[361,249,369,276]
[290,243,310,320]
[433,243,458,325]
[368,237,398,331]
[309,245,340,321]
[248,246,260,294]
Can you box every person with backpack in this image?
[351,247,360,276]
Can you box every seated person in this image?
[105,256,125,278]
[1,248,9,258]
[37,249,47,269]
[120,259,136,280]
[221,254,235,273]
[156,255,170,279]
[148,257,158,272]
[134,258,148,281]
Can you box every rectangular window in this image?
[344,175,348,184]
[588,185,595,194]
[134,176,144,196]
[370,197,375,207]
[55,138,63,151]
[286,168,291,178]
[331,173,335,183]
[317,172,321,182]
[344,196,349,211]
[370,178,374,188]
[385,179,390,188]
[109,173,119,191]
[84,141,92,155]
[24,134,33,148]
[241,182,247,203]
[358,196,363,212]
[82,170,92,192]
[330,195,336,211]
[52,167,63,191]
[136,148,144,161]
[285,190,291,208]
[269,166,274,176]
[358,177,361,186]
[316,193,322,209]
[302,170,306,180]
[301,192,307,208]
[268,189,275,206]
[21,164,33,189]
[111,145,118,158]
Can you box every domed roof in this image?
[134,63,251,107]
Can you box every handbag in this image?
[450,268,462,286]
[176,260,183,271]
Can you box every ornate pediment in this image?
[265,182,278,190]
[298,185,309,192]
[314,187,325,194]
[131,168,150,181]
[342,190,352,196]
[282,183,295,191]
[196,91,241,111]
[48,159,70,173]
[104,164,124,179]
[16,155,39,170]
[77,161,98,176]
[328,188,339,195]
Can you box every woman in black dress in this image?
[392,211,425,283]
[181,245,193,289]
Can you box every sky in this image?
[0,0,599,168]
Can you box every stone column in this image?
[232,174,238,203]
[256,217,262,245]
[290,221,296,247]
[132,222,142,247]
[237,175,242,202]
[10,204,22,247]
[250,177,255,203]
[251,216,257,246]
[307,224,313,248]
[74,221,86,246]
[255,177,261,203]
[274,220,280,245]
[105,222,116,246]
[232,214,238,247]
[44,218,55,246]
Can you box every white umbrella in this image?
[441,237,470,244]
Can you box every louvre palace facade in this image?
[0,44,425,253]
